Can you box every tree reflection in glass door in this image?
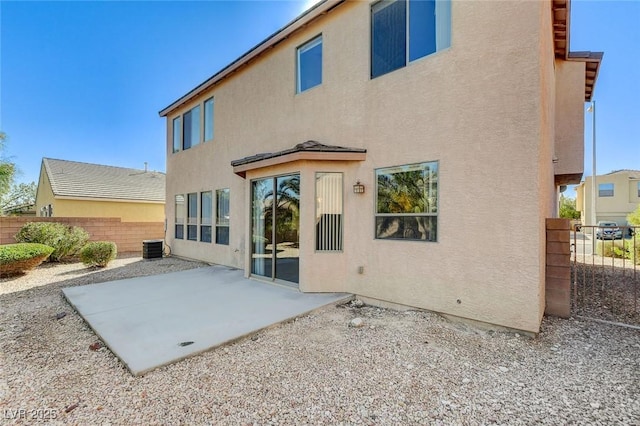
[251,174,300,284]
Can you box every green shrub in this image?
[625,239,640,265]
[80,241,117,268]
[596,239,640,264]
[14,222,89,262]
[596,240,625,258]
[0,243,54,276]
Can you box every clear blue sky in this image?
[1,1,638,193]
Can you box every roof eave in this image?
[159,0,345,117]
[567,51,603,102]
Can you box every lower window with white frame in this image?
[216,189,230,245]
[175,194,185,239]
[375,161,438,241]
[187,193,198,241]
[200,191,212,243]
[315,172,343,251]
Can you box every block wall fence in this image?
[545,218,571,318]
[0,217,164,254]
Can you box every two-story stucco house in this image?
[160,0,602,334]
[576,170,640,226]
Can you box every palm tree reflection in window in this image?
[264,175,300,248]
[376,162,437,241]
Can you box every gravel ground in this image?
[1,257,639,425]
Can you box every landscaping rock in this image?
[349,317,364,328]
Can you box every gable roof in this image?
[42,158,165,203]
[159,0,344,117]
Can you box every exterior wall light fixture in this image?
[353,180,365,194]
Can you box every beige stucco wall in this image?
[35,165,55,214]
[537,1,557,324]
[48,199,165,222]
[164,1,580,333]
[554,60,585,181]
[577,173,640,225]
[35,163,165,222]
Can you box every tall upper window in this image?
[172,117,181,153]
[316,173,343,251]
[175,194,185,239]
[637,181,640,198]
[216,189,230,245]
[375,161,438,241]
[599,183,614,197]
[371,0,451,78]
[183,105,201,150]
[297,36,323,93]
[201,191,212,243]
[187,193,198,241]
[204,98,214,142]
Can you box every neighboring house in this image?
[159,0,601,334]
[576,170,640,226]
[35,158,165,222]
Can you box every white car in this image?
[595,221,622,240]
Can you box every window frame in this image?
[216,188,230,245]
[182,105,201,150]
[187,192,198,241]
[315,172,344,252]
[204,97,214,142]
[370,0,451,79]
[175,194,185,240]
[200,191,213,243]
[172,117,181,153]
[296,35,323,94]
[374,160,439,242]
[598,183,614,197]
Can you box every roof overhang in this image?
[159,0,345,117]
[231,141,366,178]
[552,0,603,101]
[555,173,583,186]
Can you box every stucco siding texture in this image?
[51,199,165,223]
[166,1,556,332]
[554,60,585,179]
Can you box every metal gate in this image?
[571,225,639,327]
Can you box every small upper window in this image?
[371,0,451,78]
[183,105,201,150]
[297,36,323,93]
[204,98,214,142]
[598,183,614,197]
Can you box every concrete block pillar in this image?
[545,218,571,318]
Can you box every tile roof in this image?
[231,140,366,167]
[605,169,640,177]
[43,158,165,202]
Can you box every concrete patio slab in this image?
[62,266,351,375]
